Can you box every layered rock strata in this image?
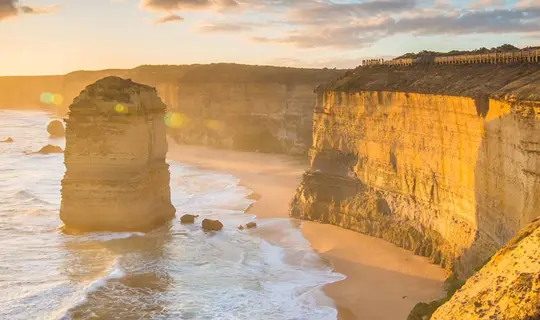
[168,64,343,155]
[60,77,175,231]
[0,64,343,155]
[432,217,540,320]
[290,64,540,276]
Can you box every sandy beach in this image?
[167,141,447,320]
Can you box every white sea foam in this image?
[56,259,126,320]
[0,110,344,320]
[75,232,146,242]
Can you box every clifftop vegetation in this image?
[394,44,526,60]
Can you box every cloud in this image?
[284,0,417,25]
[253,4,540,48]
[20,5,59,14]
[0,0,17,20]
[469,0,506,9]
[197,21,265,33]
[141,0,238,12]
[0,0,58,20]
[136,0,540,50]
[155,13,184,23]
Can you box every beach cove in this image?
[167,142,448,320]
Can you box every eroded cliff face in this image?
[169,82,316,154]
[432,217,540,320]
[291,86,540,276]
[164,64,343,155]
[60,76,175,231]
[1,64,343,155]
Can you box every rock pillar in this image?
[60,76,176,231]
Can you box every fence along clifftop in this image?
[363,48,540,66]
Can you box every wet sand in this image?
[167,142,447,320]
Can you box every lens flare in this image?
[40,92,55,105]
[52,94,64,106]
[165,112,188,129]
[40,92,64,105]
[115,104,127,114]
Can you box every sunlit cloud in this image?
[0,0,18,20]
[19,5,59,14]
[135,0,540,50]
[469,0,507,9]
[140,0,238,12]
[0,0,58,20]
[155,13,184,23]
[197,22,261,33]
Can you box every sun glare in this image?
[164,112,188,129]
[40,92,64,106]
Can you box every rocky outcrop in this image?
[432,217,540,320]
[202,219,223,231]
[47,120,65,137]
[180,214,198,224]
[60,76,175,232]
[291,64,540,277]
[1,137,14,143]
[36,144,63,154]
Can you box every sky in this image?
[1,0,539,75]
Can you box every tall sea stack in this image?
[60,76,175,231]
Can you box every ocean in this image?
[0,110,344,320]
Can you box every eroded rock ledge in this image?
[432,217,540,320]
[290,64,540,277]
[60,76,175,231]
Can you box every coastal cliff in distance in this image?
[0,64,343,155]
[169,64,343,154]
[290,63,540,278]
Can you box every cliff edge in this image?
[323,64,540,101]
[291,63,540,278]
[432,217,540,320]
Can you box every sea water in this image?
[0,110,344,320]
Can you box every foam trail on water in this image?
[0,110,344,320]
[58,259,126,320]
[74,232,146,242]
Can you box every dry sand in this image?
[167,142,447,320]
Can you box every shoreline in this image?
[167,141,447,320]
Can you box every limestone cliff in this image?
[165,64,343,155]
[290,64,540,276]
[432,217,540,320]
[60,76,175,231]
[0,64,342,154]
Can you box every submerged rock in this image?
[237,222,257,230]
[1,137,14,143]
[202,219,223,231]
[180,214,199,224]
[36,144,63,154]
[60,76,176,232]
[47,120,65,137]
